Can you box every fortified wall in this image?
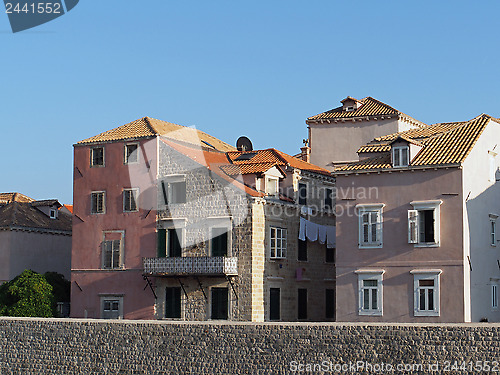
[0,318,499,374]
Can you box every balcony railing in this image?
[143,256,238,276]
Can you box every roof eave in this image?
[333,163,462,176]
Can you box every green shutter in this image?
[157,229,166,257]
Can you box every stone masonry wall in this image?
[0,318,499,374]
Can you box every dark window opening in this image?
[298,288,307,320]
[298,183,307,205]
[168,228,182,257]
[298,239,307,261]
[211,227,228,257]
[165,287,181,318]
[325,248,335,263]
[419,210,435,243]
[326,289,335,319]
[211,287,229,320]
[269,288,280,321]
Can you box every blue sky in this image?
[2,1,500,204]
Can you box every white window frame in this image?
[90,191,106,214]
[490,214,498,247]
[492,283,498,310]
[101,230,125,270]
[90,146,105,167]
[123,188,139,212]
[266,177,279,197]
[409,200,442,247]
[49,209,57,219]
[355,270,384,316]
[411,269,441,317]
[100,295,123,319]
[161,174,187,205]
[392,146,409,168]
[270,226,287,259]
[124,143,139,165]
[356,204,385,249]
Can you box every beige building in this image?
[306,96,425,169]
[0,193,72,283]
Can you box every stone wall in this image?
[1,318,499,374]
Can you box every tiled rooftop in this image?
[77,116,236,152]
[0,192,34,204]
[338,114,497,172]
[307,96,425,127]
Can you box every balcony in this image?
[143,256,238,276]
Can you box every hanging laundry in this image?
[299,217,306,241]
[318,225,327,244]
[306,220,319,242]
[326,226,336,249]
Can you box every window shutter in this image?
[375,212,382,245]
[408,210,419,243]
[157,229,166,257]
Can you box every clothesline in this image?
[298,217,336,248]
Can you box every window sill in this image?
[414,311,440,317]
[414,243,440,248]
[359,310,383,316]
[359,244,383,249]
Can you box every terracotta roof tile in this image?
[77,117,236,152]
[307,96,425,127]
[227,149,331,176]
[0,193,34,204]
[0,201,72,232]
[338,114,494,172]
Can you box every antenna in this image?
[236,136,253,152]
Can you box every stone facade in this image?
[1,317,500,374]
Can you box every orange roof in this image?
[77,117,236,152]
[0,193,34,204]
[63,204,73,214]
[338,114,496,172]
[307,96,426,127]
[160,139,263,197]
[227,149,331,176]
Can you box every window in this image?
[298,239,307,261]
[297,288,307,320]
[298,182,307,205]
[123,189,138,212]
[91,191,105,214]
[490,215,498,246]
[167,228,182,257]
[269,288,280,321]
[492,284,498,310]
[49,209,57,219]
[411,270,441,317]
[356,271,384,316]
[325,247,335,263]
[124,144,138,164]
[270,227,287,259]
[211,227,228,257]
[161,178,187,205]
[211,287,229,320]
[102,239,121,269]
[324,188,334,210]
[357,204,384,248]
[392,146,409,167]
[266,177,279,196]
[90,147,104,167]
[325,289,335,319]
[165,287,181,318]
[408,200,442,246]
[101,296,123,319]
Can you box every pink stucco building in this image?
[331,114,500,322]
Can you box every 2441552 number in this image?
[5,2,62,14]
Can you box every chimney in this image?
[300,145,311,163]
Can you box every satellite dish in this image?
[236,136,253,152]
